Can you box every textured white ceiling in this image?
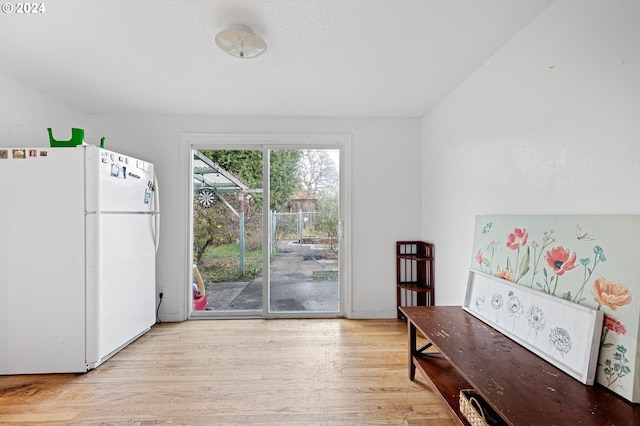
[0,0,554,117]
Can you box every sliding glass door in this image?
[189,140,343,318]
[192,149,264,316]
[268,149,340,314]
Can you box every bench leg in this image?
[408,321,417,380]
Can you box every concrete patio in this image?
[202,244,339,313]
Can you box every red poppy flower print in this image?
[604,315,626,335]
[506,227,529,250]
[545,246,577,276]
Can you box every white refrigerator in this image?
[0,145,159,374]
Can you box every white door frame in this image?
[181,133,352,319]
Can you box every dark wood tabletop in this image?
[400,305,640,426]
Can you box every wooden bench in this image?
[400,306,640,425]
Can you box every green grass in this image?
[199,244,263,282]
[201,243,261,259]
[312,270,339,281]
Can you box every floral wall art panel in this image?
[463,270,603,385]
[470,215,639,402]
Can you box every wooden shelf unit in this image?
[396,241,434,319]
[400,306,640,426]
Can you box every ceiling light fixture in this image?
[215,24,267,59]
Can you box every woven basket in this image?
[459,389,505,426]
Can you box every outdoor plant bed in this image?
[312,270,339,281]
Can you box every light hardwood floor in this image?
[0,319,454,425]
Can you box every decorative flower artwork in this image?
[603,346,630,387]
[592,277,632,311]
[526,305,546,342]
[603,315,626,340]
[506,291,524,331]
[474,296,484,312]
[471,215,640,402]
[465,270,597,384]
[600,315,630,388]
[545,246,577,276]
[549,327,572,358]
[491,293,503,322]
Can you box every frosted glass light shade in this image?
[215,25,267,59]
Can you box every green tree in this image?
[202,150,262,189]
[200,149,300,210]
[315,194,339,240]
[194,149,301,268]
[193,200,236,264]
[270,150,301,211]
[313,194,339,255]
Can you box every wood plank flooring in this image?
[0,319,454,425]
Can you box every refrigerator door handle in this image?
[153,173,160,254]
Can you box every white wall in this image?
[0,71,422,321]
[91,115,422,320]
[0,74,90,145]
[421,0,640,305]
